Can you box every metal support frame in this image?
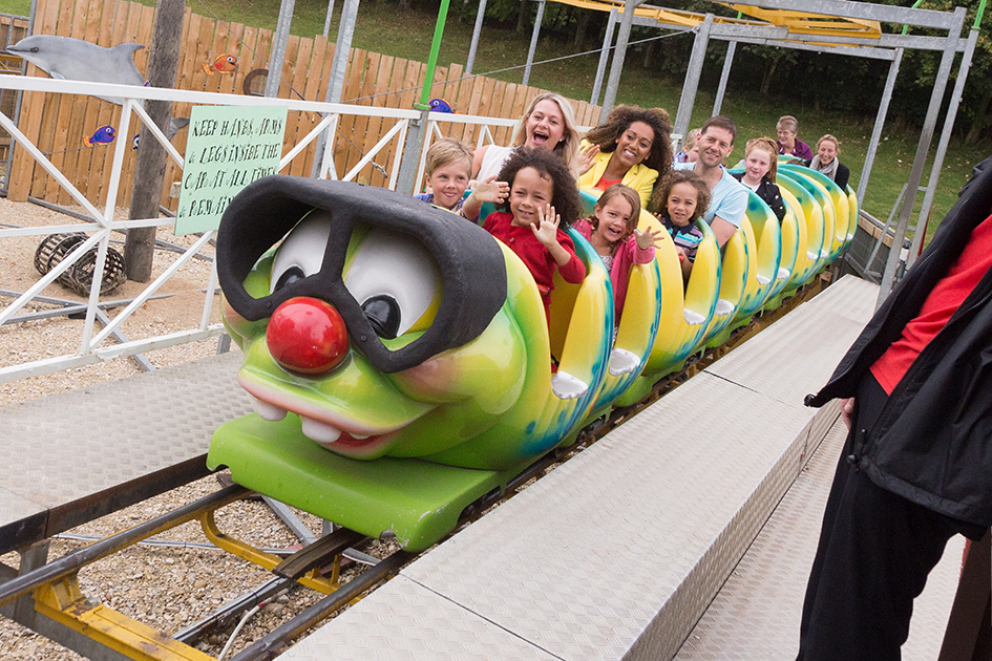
[395,107,430,195]
[523,0,547,87]
[600,0,643,122]
[591,7,618,106]
[396,0,452,194]
[858,48,903,204]
[465,0,488,75]
[264,0,296,98]
[908,25,981,267]
[673,13,714,143]
[712,40,737,117]
[311,0,361,178]
[878,7,967,304]
[323,0,335,38]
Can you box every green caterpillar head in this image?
[217,177,530,462]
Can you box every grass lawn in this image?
[3,0,988,244]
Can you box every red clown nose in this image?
[266,297,349,374]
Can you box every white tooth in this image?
[252,397,287,422]
[301,417,342,444]
[350,433,370,440]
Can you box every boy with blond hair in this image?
[417,138,507,221]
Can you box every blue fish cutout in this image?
[85,125,115,146]
[429,98,455,113]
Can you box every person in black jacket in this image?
[809,134,850,190]
[797,153,992,661]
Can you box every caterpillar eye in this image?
[361,295,401,340]
[273,266,305,292]
[268,211,332,296]
[343,227,442,338]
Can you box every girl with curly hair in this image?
[578,105,673,207]
[483,148,586,325]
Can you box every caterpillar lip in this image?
[300,416,372,444]
[240,377,414,444]
[252,397,371,442]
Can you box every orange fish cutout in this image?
[203,54,238,76]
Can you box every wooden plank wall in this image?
[0,15,31,161]
[8,0,603,208]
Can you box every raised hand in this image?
[634,226,665,250]
[474,175,509,204]
[530,204,561,248]
[578,142,600,175]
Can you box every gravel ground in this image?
[0,197,220,408]
[0,198,403,659]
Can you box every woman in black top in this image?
[810,134,850,190]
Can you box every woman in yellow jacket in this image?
[578,105,673,208]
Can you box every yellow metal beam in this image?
[719,3,882,38]
[199,510,342,595]
[548,0,762,26]
[545,0,882,40]
[33,575,215,661]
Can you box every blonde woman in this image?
[473,92,588,181]
[810,134,850,189]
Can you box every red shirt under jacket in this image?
[871,213,992,395]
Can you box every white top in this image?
[476,145,516,182]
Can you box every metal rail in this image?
[0,484,249,610]
[228,551,412,661]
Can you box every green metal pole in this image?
[974,0,987,29]
[902,0,925,35]
[416,0,451,110]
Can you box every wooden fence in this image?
[0,14,31,161]
[5,0,602,211]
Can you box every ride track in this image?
[0,161,855,660]
[0,273,824,661]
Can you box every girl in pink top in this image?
[573,184,662,320]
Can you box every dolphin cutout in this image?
[8,35,189,137]
[8,35,146,104]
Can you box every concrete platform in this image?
[673,420,964,661]
[0,350,252,554]
[276,276,883,661]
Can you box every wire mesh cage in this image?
[34,232,127,297]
